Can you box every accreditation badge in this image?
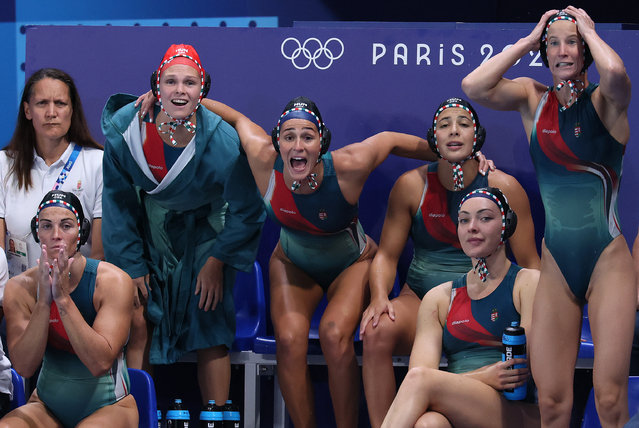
[6,237,28,278]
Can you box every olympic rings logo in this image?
[281,37,345,70]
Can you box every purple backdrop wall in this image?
[25,25,639,278]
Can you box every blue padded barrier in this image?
[581,376,639,428]
[9,368,26,410]
[579,305,594,361]
[128,368,158,428]
[253,273,401,355]
[232,261,266,352]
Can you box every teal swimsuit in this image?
[442,264,521,374]
[264,153,366,289]
[530,84,624,300]
[406,163,488,298]
[37,259,130,427]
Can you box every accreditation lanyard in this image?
[52,143,82,190]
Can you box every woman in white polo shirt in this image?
[0,68,103,277]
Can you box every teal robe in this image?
[101,94,265,364]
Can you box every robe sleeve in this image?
[210,129,265,272]
[101,95,149,279]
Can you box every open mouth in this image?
[290,157,308,173]
[171,99,188,106]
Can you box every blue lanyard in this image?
[52,144,82,190]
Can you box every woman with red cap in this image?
[101,44,265,405]
[136,85,494,427]
[462,6,635,426]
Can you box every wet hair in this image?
[271,96,332,156]
[4,68,102,190]
[539,10,593,72]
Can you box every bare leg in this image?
[414,411,452,428]
[126,305,152,373]
[362,285,420,428]
[587,236,636,428]
[529,242,582,428]
[76,394,139,427]
[381,366,539,428]
[197,345,231,405]
[270,244,324,428]
[0,391,63,428]
[320,244,375,428]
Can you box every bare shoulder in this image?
[513,77,547,98]
[95,261,133,293]
[515,267,540,289]
[487,169,528,198]
[513,76,547,117]
[5,269,38,301]
[487,168,521,188]
[423,280,453,309]
[389,165,429,207]
[399,164,428,184]
[331,143,370,172]
[249,133,277,164]
[421,281,454,325]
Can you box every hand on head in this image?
[526,9,560,51]
[563,6,595,37]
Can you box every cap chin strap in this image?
[291,173,318,191]
[157,110,198,146]
[473,257,489,282]
[473,242,505,283]
[449,161,465,190]
[556,79,585,112]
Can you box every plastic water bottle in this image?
[223,400,240,428]
[502,321,527,400]
[166,398,191,428]
[200,400,223,428]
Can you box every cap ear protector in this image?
[150,70,211,99]
[459,186,518,241]
[271,96,331,156]
[539,11,593,72]
[30,191,91,251]
[489,187,517,241]
[426,97,486,158]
